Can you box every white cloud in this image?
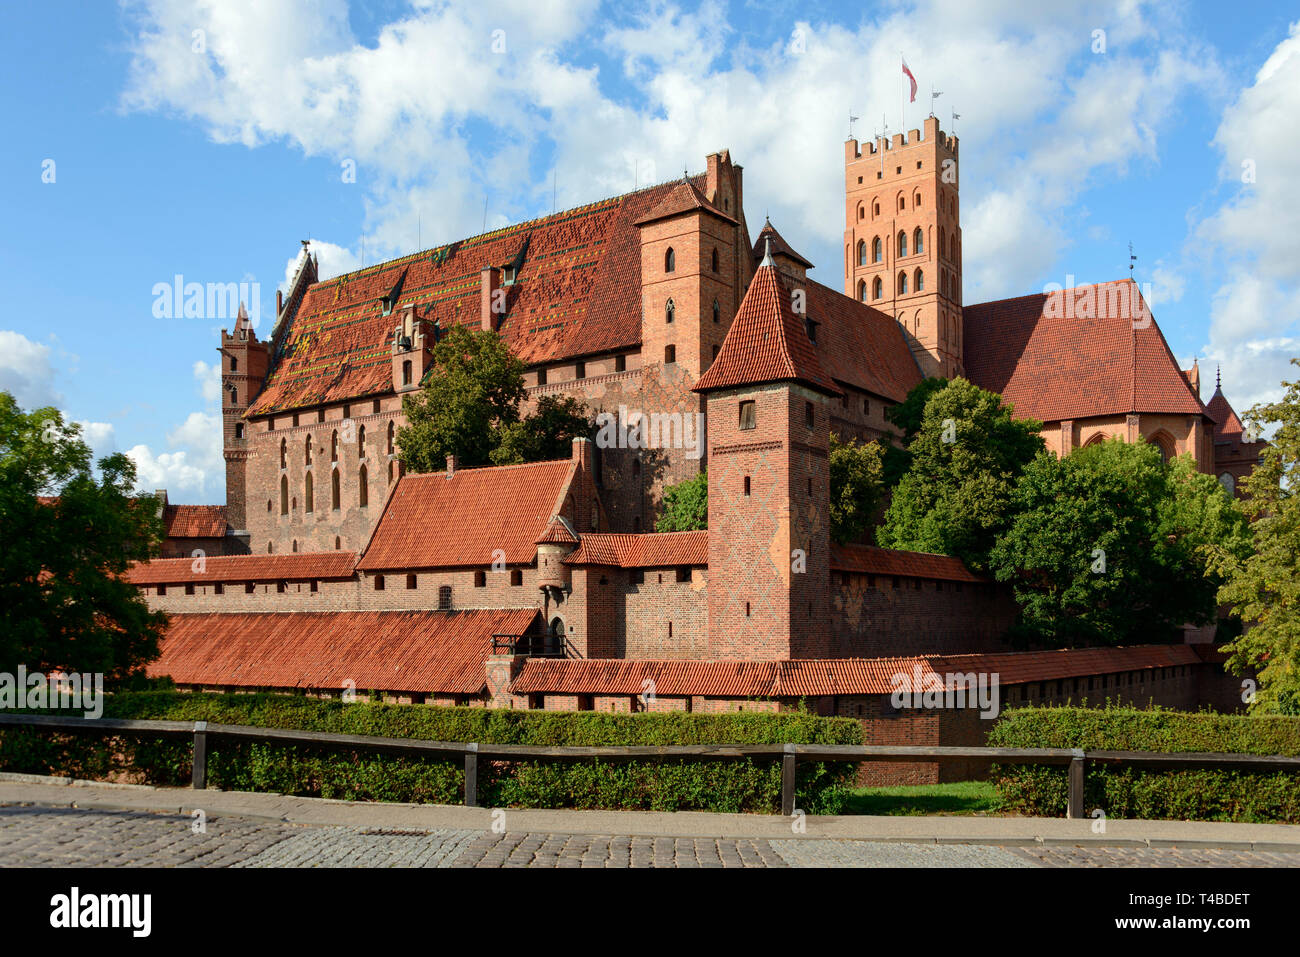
[0,330,63,409]
[1193,21,1300,411]
[119,0,1221,304]
[192,360,221,403]
[124,445,210,497]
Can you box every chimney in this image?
[480,266,501,331]
[446,454,457,478]
[276,290,283,315]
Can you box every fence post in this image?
[464,743,479,807]
[1067,748,1085,819]
[781,744,797,816]
[192,721,208,790]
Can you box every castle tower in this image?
[220,303,268,547]
[844,115,962,378]
[693,243,841,660]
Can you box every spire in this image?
[1217,365,1221,390]
[759,237,774,267]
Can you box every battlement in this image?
[845,116,958,163]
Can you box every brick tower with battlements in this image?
[219,304,268,551]
[844,115,962,378]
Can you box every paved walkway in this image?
[2,773,1298,868]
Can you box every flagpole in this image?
[899,51,904,137]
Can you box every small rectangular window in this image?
[406,573,417,590]
[743,475,751,496]
[310,580,318,593]
[474,570,486,588]
[675,567,691,583]
[438,585,452,609]
[664,345,675,364]
[157,584,166,596]
[537,368,547,386]
[185,583,195,596]
[245,582,255,594]
[214,582,224,595]
[615,355,626,372]
[629,569,644,585]
[739,400,756,430]
[805,402,814,429]
[276,581,286,593]
[575,361,586,380]
[510,569,523,586]
[374,575,385,591]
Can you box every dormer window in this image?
[805,318,819,343]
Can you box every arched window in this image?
[387,420,395,455]
[229,387,237,404]
[279,438,286,469]
[1147,432,1175,463]
[230,356,238,372]
[897,232,907,257]
[402,360,412,386]
[898,272,908,295]
[712,300,720,324]
[387,460,394,484]
[711,248,718,273]
[873,201,880,217]
[331,469,340,510]
[665,298,674,324]
[279,475,288,515]
[940,227,947,260]
[873,277,883,300]
[914,269,924,292]
[857,240,866,266]
[330,430,338,462]
[304,435,312,465]
[857,280,867,302]
[913,191,922,208]
[857,203,865,222]
[357,424,366,459]
[664,247,675,273]
[872,236,882,262]
[898,195,906,211]
[1218,472,1235,495]
[358,465,368,507]
[304,472,313,513]
[913,228,924,255]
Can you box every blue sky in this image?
[2,0,1298,502]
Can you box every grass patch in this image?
[841,780,998,816]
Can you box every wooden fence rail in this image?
[3,713,1298,819]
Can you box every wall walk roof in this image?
[830,544,984,583]
[163,505,228,539]
[563,530,709,567]
[127,552,357,585]
[149,608,539,694]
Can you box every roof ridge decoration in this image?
[693,257,841,396]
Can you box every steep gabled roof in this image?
[563,530,708,567]
[1206,384,1265,465]
[693,258,841,396]
[535,515,579,546]
[962,280,1205,422]
[356,458,577,570]
[163,504,228,539]
[751,217,813,268]
[634,178,738,227]
[149,608,539,694]
[249,176,710,416]
[803,280,923,402]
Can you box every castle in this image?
[131,119,1257,780]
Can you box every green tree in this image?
[877,378,1044,569]
[397,324,526,472]
[490,395,591,466]
[0,394,167,681]
[656,470,708,531]
[828,433,885,544]
[881,376,948,486]
[990,439,1247,648]
[1213,359,1300,712]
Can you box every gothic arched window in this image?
[913,228,924,255]
[858,280,867,302]
[857,240,866,266]
[873,236,882,262]
[358,465,368,507]
[914,269,924,292]
[898,272,908,295]
[279,438,286,469]
[665,298,675,324]
[279,475,288,515]
[873,277,883,300]
[711,248,719,273]
[330,430,339,462]
[898,232,907,257]
[304,471,313,513]
[664,247,675,273]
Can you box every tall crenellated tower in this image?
[844,115,962,378]
[693,244,841,660]
[220,304,268,549]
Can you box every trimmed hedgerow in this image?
[988,705,1300,823]
[0,691,862,814]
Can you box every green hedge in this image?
[988,705,1300,822]
[0,691,862,814]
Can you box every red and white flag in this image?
[901,57,917,102]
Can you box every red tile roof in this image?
[249,177,708,416]
[694,262,841,396]
[634,178,737,227]
[535,516,579,546]
[163,504,227,539]
[804,281,923,402]
[751,218,813,268]
[127,552,357,585]
[831,543,985,582]
[963,280,1205,422]
[512,644,1210,697]
[1206,386,1265,465]
[563,530,709,567]
[356,458,576,570]
[149,608,539,694]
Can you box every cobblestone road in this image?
[2,805,1297,868]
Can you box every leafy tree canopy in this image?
[656,470,708,532]
[397,325,589,472]
[828,433,885,544]
[0,393,167,680]
[990,439,1249,648]
[1212,358,1300,712]
[881,376,948,486]
[877,377,1044,569]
